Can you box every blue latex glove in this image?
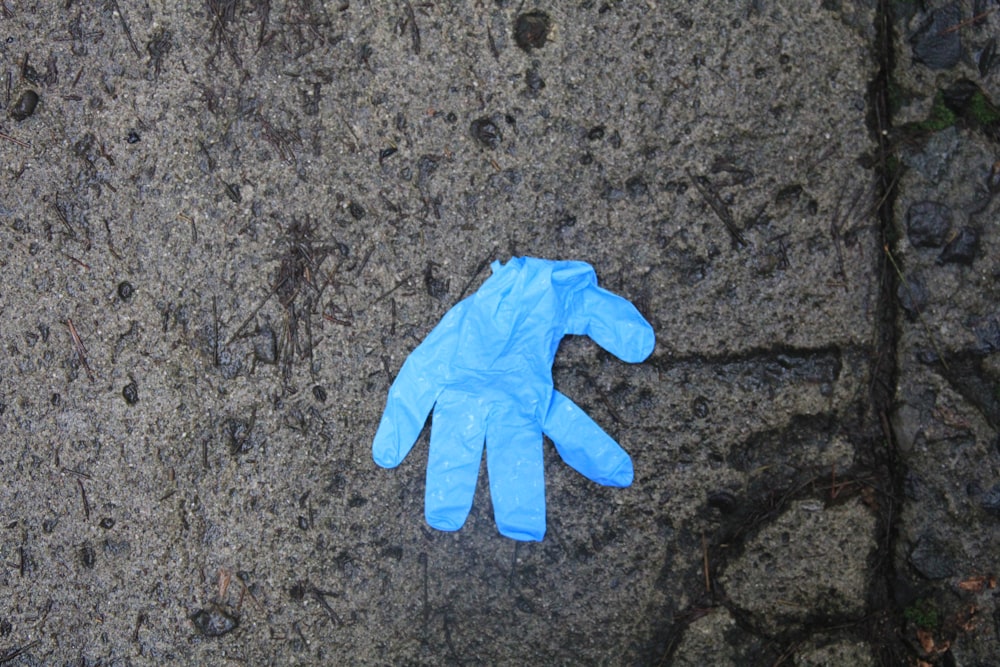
[372,257,655,540]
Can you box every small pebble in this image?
[937,227,979,265]
[897,275,929,320]
[626,175,648,198]
[514,11,551,51]
[525,66,545,96]
[906,201,951,248]
[9,90,38,121]
[692,396,710,418]
[117,281,135,301]
[80,544,96,568]
[470,116,503,149]
[190,608,239,637]
[911,4,962,70]
[122,381,139,405]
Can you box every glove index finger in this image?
[568,283,655,364]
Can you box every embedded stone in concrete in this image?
[793,635,875,667]
[670,608,745,667]
[720,498,876,635]
[910,3,962,70]
[905,201,952,248]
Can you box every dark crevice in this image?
[651,1,912,655]
[866,1,910,665]
[647,344,844,373]
[649,458,885,665]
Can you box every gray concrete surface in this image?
[0,0,995,665]
[889,2,1000,666]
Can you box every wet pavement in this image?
[0,0,997,664]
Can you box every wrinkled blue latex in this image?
[372,257,655,540]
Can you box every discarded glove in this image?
[372,257,655,540]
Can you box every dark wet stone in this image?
[348,201,365,220]
[117,281,135,301]
[969,314,1000,353]
[514,595,535,613]
[936,354,1000,430]
[707,490,738,514]
[775,184,803,204]
[979,483,1000,515]
[219,180,239,204]
[692,396,710,418]
[254,325,277,364]
[513,11,551,51]
[979,37,998,77]
[9,90,38,121]
[470,116,502,149]
[937,226,979,265]
[909,534,956,579]
[122,381,139,405]
[910,4,962,70]
[906,201,951,248]
[525,65,545,97]
[897,274,929,320]
[289,581,307,601]
[80,543,96,568]
[626,175,648,198]
[190,607,239,637]
[424,262,449,299]
[417,155,438,185]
